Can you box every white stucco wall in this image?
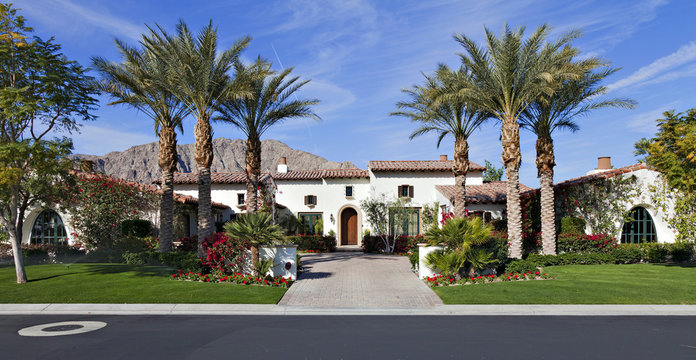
[612,168,677,243]
[275,178,370,242]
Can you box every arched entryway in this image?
[30,209,67,245]
[340,207,358,245]
[621,206,657,244]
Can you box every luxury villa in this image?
[20,154,678,247]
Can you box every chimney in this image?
[440,155,448,161]
[277,156,288,174]
[586,156,612,175]
[597,156,611,170]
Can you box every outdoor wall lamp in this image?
[330,214,335,223]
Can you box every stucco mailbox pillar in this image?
[259,244,298,280]
[418,243,444,279]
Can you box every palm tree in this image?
[92,34,190,253]
[216,58,320,213]
[224,212,284,275]
[452,24,583,258]
[144,20,250,255]
[424,216,494,277]
[392,64,490,218]
[520,62,635,254]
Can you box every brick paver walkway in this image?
[278,252,443,308]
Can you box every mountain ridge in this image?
[71,138,357,184]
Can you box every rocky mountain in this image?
[71,138,357,184]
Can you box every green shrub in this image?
[560,217,586,234]
[642,243,668,263]
[668,242,695,262]
[289,235,337,252]
[505,259,538,274]
[121,250,203,272]
[610,245,643,264]
[408,251,419,270]
[122,251,152,265]
[121,219,152,237]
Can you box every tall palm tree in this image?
[520,62,635,254]
[392,64,490,218]
[144,20,250,256]
[92,34,190,253]
[216,58,319,213]
[452,24,583,258]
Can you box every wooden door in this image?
[341,208,358,245]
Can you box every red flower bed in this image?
[424,271,551,287]
[171,270,292,288]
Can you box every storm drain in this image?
[18,321,107,337]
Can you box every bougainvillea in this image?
[65,173,157,249]
[200,232,250,276]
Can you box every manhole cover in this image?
[18,321,106,337]
[43,324,85,332]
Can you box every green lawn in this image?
[434,264,696,304]
[0,263,287,304]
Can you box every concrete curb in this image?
[1,304,696,316]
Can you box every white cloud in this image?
[73,124,155,155]
[627,102,679,134]
[607,41,696,92]
[16,0,144,41]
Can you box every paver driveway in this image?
[278,252,443,308]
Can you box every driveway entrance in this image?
[278,252,442,308]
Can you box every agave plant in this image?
[224,212,284,275]
[424,216,495,277]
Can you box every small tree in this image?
[483,160,504,182]
[360,193,409,253]
[635,109,696,242]
[224,212,284,275]
[0,4,97,283]
[424,216,494,278]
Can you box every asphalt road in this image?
[2,315,695,359]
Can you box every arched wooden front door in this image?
[340,208,358,245]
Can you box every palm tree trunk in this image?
[158,126,178,253]
[245,136,261,213]
[501,118,523,258]
[537,136,556,255]
[194,113,214,256]
[453,138,469,218]
[159,171,175,252]
[250,244,259,276]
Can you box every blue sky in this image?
[14,0,696,187]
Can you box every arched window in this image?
[620,207,657,244]
[30,210,67,245]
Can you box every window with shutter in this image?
[345,186,353,197]
[409,185,414,198]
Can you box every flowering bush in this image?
[65,173,156,249]
[424,271,551,287]
[557,233,618,254]
[171,270,292,288]
[173,236,198,252]
[200,232,250,276]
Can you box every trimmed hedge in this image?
[1,244,85,264]
[122,250,203,272]
[289,235,336,252]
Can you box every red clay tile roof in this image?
[368,160,485,172]
[273,169,370,181]
[172,192,229,209]
[436,181,533,204]
[167,172,270,185]
[520,163,649,197]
